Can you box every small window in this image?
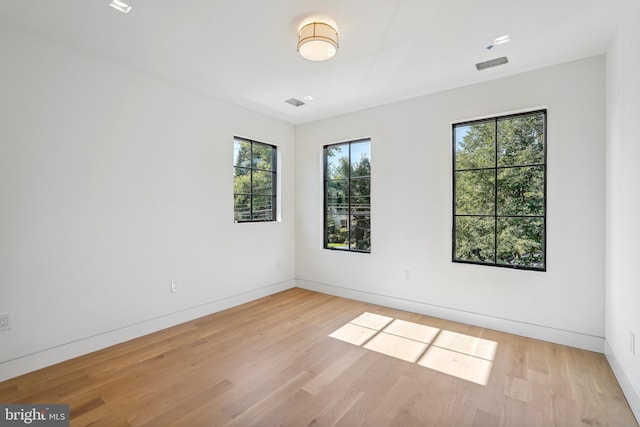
[452,110,546,270]
[324,139,371,252]
[233,137,277,222]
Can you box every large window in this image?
[233,137,277,222]
[452,110,546,271]
[324,139,371,252]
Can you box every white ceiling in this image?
[0,0,622,124]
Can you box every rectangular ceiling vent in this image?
[285,98,305,107]
[476,56,508,71]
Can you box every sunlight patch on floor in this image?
[364,332,429,363]
[349,312,394,330]
[329,312,497,385]
[329,322,379,346]
[418,346,494,385]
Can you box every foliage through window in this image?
[233,137,277,222]
[453,110,546,270]
[324,139,371,252]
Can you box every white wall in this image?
[0,25,295,381]
[296,56,606,352]
[1,14,636,421]
[605,0,640,419]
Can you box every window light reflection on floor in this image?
[329,312,497,385]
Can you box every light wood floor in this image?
[0,288,637,427]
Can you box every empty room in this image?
[1,0,639,426]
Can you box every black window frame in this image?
[452,110,547,271]
[323,138,372,253]
[233,137,277,223]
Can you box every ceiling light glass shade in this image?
[297,22,338,61]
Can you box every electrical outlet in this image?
[403,270,411,280]
[631,331,636,355]
[171,280,179,293]
[0,312,11,331]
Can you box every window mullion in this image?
[348,143,352,250]
[494,119,498,264]
[249,142,254,221]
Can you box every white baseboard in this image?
[605,340,640,424]
[0,279,295,382]
[297,279,604,353]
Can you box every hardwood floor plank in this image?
[307,389,366,426]
[472,409,501,427]
[302,347,366,396]
[0,288,637,427]
[137,379,235,427]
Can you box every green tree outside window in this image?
[234,137,277,222]
[453,111,546,270]
[324,139,371,253]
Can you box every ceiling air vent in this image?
[285,98,305,107]
[476,56,508,71]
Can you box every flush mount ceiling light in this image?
[297,21,339,61]
[109,0,131,13]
